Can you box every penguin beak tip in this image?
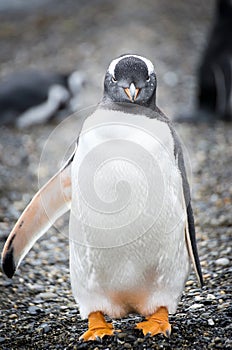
[124,84,140,102]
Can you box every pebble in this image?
[9,313,18,319]
[189,303,205,310]
[116,332,127,339]
[217,302,230,309]
[40,323,51,333]
[186,280,194,286]
[215,258,230,266]
[207,294,216,300]
[208,319,215,326]
[36,292,57,300]
[201,312,211,319]
[28,306,42,315]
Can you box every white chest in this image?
[70,109,183,247]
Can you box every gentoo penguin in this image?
[175,0,232,122]
[0,69,85,128]
[197,0,232,121]
[1,54,203,341]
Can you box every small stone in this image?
[28,306,41,315]
[0,337,5,343]
[127,335,136,342]
[204,332,210,336]
[36,292,57,300]
[217,302,230,309]
[208,319,215,326]
[214,337,222,343]
[137,338,144,343]
[207,294,216,300]
[40,323,51,333]
[215,258,230,266]
[77,343,93,349]
[194,295,203,301]
[124,343,132,349]
[189,303,205,310]
[116,332,127,339]
[9,313,17,319]
[60,305,68,310]
[201,312,211,319]
[186,280,194,286]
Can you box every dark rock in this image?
[28,305,43,315]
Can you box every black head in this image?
[103,54,157,109]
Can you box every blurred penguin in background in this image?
[197,0,232,122]
[0,69,85,129]
[176,0,232,123]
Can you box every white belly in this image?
[69,109,190,319]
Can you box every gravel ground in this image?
[0,1,231,349]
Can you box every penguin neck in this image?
[98,98,169,124]
[101,93,157,112]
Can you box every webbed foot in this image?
[136,306,171,337]
[80,311,117,341]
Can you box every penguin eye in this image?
[146,76,150,82]
[112,76,117,83]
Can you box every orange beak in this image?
[124,83,140,102]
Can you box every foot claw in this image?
[144,332,152,340]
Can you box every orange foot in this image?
[80,311,117,341]
[136,306,171,337]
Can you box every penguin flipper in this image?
[1,161,72,278]
[171,127,203,287]
[185,202,203,287]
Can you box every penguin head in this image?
[103,54,157,108]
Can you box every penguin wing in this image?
[171,126,203,287]
[1,153,74,278]
[184,200,204,287]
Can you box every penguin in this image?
[175,0,232,122]
[0,69,85,128]
[1,54,203,341]
[197,0,232,122]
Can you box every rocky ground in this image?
[0,1,231,349]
